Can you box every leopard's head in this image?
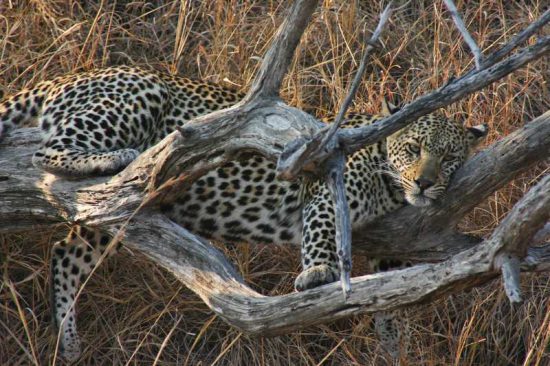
[385,103,487,207]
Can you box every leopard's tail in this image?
[0,80,53,138]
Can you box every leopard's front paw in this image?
[294,264,339,291]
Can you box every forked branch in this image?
[277,16,550,181]
[106,175,548,335]
[0,0,549,338]
[316,2,394,297]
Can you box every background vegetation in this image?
[1,0,548,364]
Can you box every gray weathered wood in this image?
[101,175,548,335]
[1,0,549,336]
[1,111,549,259]
[498,254,523,303]
[470,8,550,72]
[246,0,319,101]
[277,35,550,181]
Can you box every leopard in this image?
[0,65,487,361]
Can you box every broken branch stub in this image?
[499,255,523,303]
[491,174,550,303]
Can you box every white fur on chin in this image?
[405,193,432,207]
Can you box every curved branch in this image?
[1,112,548,262]
[109,173,549,336]
[0,0,548,339]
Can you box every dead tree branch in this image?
[1,0,549,337]
[492,174,550,303]
[246,0,319,100]
[277,35,550,181]
[471,7,550,72]
[105,175,548,335]
[317,2,393,297]
[1,112,548,331]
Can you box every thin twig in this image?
[324,1,393,141]
[443,0,483,69]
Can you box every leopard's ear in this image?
[381,96,399,116]
[466,123,488,149]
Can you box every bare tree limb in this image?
[443,0,483,69]
[493,175,550,258]
[277,35,550,181]
[98,174,548,335]
[340,36,549,152]
[491,173,550,303]
[1,112,548,260]
[246,0,319,101]
[0,0,548,342]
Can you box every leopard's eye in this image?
[409,144,420,155]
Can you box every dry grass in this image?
[1,0,549,365]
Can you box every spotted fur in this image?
[0,66,487,361]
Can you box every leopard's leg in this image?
[33,146,139,177]
[50,226,121,361]
[294,192,339,291]
[374,311,410,363]
[369,259,413,364]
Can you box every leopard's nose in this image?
[415,177,435,191]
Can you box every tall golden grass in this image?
[1,0,548,365]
